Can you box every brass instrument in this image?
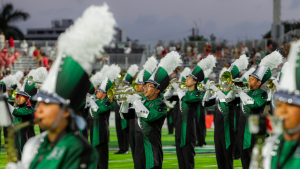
[6,119,41,163]
[267,79,276,90]
[165,79,186,90]
[220,71,250,92]
[27,76,43,89]
[107,87,144,101]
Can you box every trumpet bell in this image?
[267,80,276,90]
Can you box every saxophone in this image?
[6,119,41,163]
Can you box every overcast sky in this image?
[6,0,300,43]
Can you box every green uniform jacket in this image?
[135,98,167,169]
[241,89,267,149]
[91,99,111,147]
[204,90,238,149]
[30,132,98,169]
[12,106,34,124]
[180,89,201,147]
[268,135,300,169]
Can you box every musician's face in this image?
[137,84,144,92]
[248,76,261,91]
[36,102,70,130]
[144,83,159,97]
[186,76,196,87]
[275,101,300,130]
[16,95,27,105]
[96,91,106,100]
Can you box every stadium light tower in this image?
[271,0,284,42]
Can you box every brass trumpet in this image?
[6,119,41,163]
[107,87,144,101]
[165,79,186,90]
[267,79,276,90]
[220,71,250,92]
[28,76,43,89]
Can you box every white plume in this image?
[32,67,48,82]
[241,67,255,81]
[90,72,103,87]
[106,64,121,82]
[232,54,249,71]
[143,56,158,74]
[158,51,183,75]
[198,54,217,71]
[13,71,23,83]
[57,4,116,75]
[99,65,110,75]
[179,67,191,82]
[27,69,35,77]
[2,75,15,87]
[135,69,144,83]
[204,69,213,78]
[259,50,283,70]
[127,64,139,76]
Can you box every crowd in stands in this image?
[0,32,57,79]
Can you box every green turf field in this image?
[0,126,242,168]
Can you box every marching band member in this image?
[227,51,282,169]
[259,40,300,169]
[90,64,120,169]
[124,51,182,169]
[6,4,115,169]
[203,54,248,169]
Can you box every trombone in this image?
[107,87,144,101]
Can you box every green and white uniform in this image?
[27,131,98,169]
[90,98,111,169]
[134,98,167,169]
[12,106,35,156]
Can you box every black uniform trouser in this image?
[194,111,206,146]
[215,134,233,169]
[166,109,174,134]
[95,141,109,169]
[16,127,35,159]
[128,119,135,158]
[88,118,94,144]
[176,142,195,169]
[233,106,240,159]
[115,111,129,152]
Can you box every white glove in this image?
[225,89,237,103]
[164,100,174,108]
[120,101,129,113]
[171,83,180,90]
[132,100,149,118]
[87,97,99,112]
[176,88,186,100]
[126,95,139,104]
[164,87,175,100]
[133,94,142,99]
[237,89,254,105]
[209,85,220,93]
